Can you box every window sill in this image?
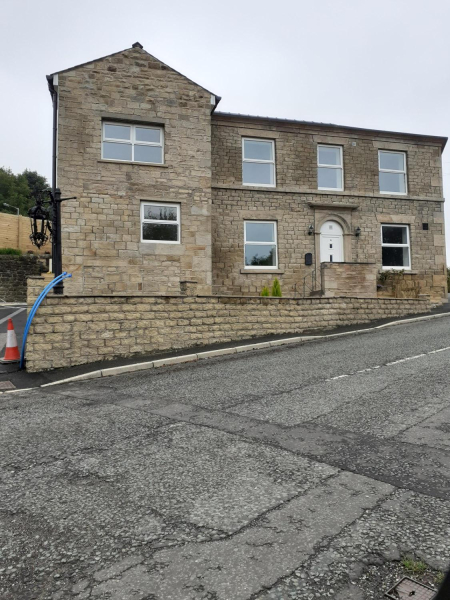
[242,183,277,189]
[381,267,414,272]
[240,268,285,274]
[98,160,169,168]
[379,191,407,196]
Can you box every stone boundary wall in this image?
[0,256,45,302]
[377,271,444,302]
[25,279,430,372]
[321,262,377,298]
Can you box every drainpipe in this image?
[46,74,63,294]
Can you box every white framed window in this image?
[244,221,278,268]
[317,145,343,191]
[141,202,180,244]
[102,122,164,164]
[381,224,410,270]
[379,151,407,195]
[242,138,276,187]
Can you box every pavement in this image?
[1,316,450,599]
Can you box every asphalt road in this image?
[1,317,450,599]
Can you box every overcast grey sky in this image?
[2,0,450,259]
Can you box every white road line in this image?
[0,307,26,326]
[326,346,450,382]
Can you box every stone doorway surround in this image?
[308,201,359,283]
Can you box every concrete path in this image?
[1,317,449,599]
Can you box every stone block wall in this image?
[321,263,377,298]
[210,115,446,300]
[25,291,430,372]
[211,189,447,299]
[51,46,446,302]
[211,114,443,197]
[0,256,45,302]
[377,271,443,302]
[57,46,214,296]
[0,213,36,253]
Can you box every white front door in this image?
[320,221,344,263]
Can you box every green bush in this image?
[260,286,270,297]
[271,278,282,297]
[0,248,22,255]
[447,267,450,291]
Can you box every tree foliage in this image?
[0,167,49,216]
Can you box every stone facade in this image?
[321,263,377,298]
[211,115,447,301]
[56,45,214,296]
[50,44,447,302]
[25,286,430,372]
[0,256,45,302]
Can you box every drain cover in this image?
[386,576,436,599]
[0,380,16,390]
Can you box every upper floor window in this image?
[244,221,278,268]
[141,202,180,243]
[102,122,164,164]
[379,151,407,195]
[317,145,343,191]
[242,138,275,187]
[381,224,410,269]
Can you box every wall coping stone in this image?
[39,293,428,303]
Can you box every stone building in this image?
[47,43,448,301]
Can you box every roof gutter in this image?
[210,94,222,115]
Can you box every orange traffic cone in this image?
[1,319,21,363]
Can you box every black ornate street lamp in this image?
[28,191,51,249]
[28,188,76,294]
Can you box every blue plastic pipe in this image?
[20,272,72,370]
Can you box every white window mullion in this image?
[317,145,343,191]
[242,138,276,187]
[102,121,164,164]
[379,151,407,195]
[244,221,278,269]
[141,202,180,244]
[381,224,411,270]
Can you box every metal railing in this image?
[302,270,317,297]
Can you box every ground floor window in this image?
[381,224,410,269]
[244,221,278,268]
[141,202,180,243]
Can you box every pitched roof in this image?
[214,111,447,149]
